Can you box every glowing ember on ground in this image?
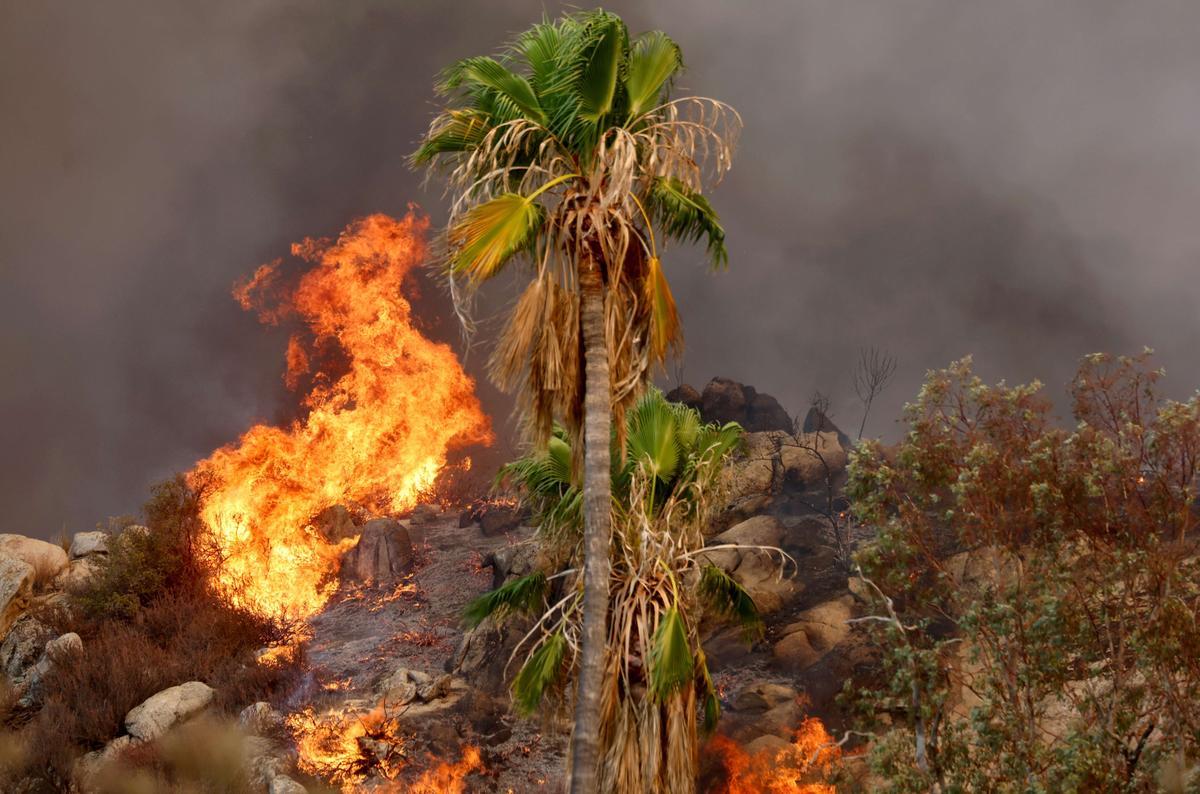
[708,716,841,793]
[189,212,492,618]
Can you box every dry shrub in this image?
[0,475,304,791]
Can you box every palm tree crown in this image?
[412,9,739,442]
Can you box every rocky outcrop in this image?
[18,631,81,707]
[772,594,855,670]
[0,614,53,683]
[0,535,68,587]
[124,681,215,742]
[668,378,793,433]
[340,518,414,584]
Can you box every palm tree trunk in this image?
[570,249,612,793]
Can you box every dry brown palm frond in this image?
[635,97,741,190]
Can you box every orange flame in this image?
[708,717,841,794]
[403,746,484,794]
[190,212,492,618]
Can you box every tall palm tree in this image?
[465,390,766,792]
[412,11,738,789]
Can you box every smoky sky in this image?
[3,1,1200,538]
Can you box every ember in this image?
[189,212,492,618]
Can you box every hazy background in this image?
[3,1,1199,537]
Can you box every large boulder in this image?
[124,681,215,742]
[19,631,81,707]
[802,405,853,449]
[340,518,414,584]
[69,531,109,559]
[0,555,35,640]
[670,379,793,433]
[55,557,101,592]
[705,517,797,613]
[0,535,67,586]
[779,431,847,486]
[772,594,855,670]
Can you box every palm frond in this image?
[448,193,543,283]
[647,607,694,702]
[646,177,728,269]
[512,630,567,714]
[698,564,763,641]
[410,109,492,165]
[624,31,683,122]
[643,255,682,362]
[463,572,549,628]
[439,56,548,126]
[626,389,681,483]
[697,649,721,734]
[574,12,628,124]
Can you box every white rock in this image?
[69,531,110,559]
[269,776,308,794]
[239,701,285,736]
[0,535,68,586]
[55,557,100,591]
[125,681,215,742]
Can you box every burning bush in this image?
[0,476,303,791]
[846,352,1200,790]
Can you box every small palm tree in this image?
[412,10,738,788]
[466,390,765,792]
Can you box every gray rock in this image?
[124,681,215,742]
[239,701,285,736]
[19,632,82,707]
[55,557,100,592]
[0,555,35,641]
[268,776,308,794]
[340,518,414,584]
[0,614,53,682]
[69,531,109,559]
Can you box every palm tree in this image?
[466,390,766,792]
[412,11,738,789]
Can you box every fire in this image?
[708,717,841,794]
[189,212,492,618]
[402,746,484,794]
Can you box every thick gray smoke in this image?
[3,1,1199,538]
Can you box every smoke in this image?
[3,0,1200,537]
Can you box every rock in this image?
[69,531,109,559]
[802,406,853,449]
[744,734,792,756]
[732,682,799,713]
[710,516,796,613]
[313,505,359,544]
[0,555,35,640]
[269,776,308,794]
[773,595,855,671]
[239,702,286,736]
[0,615,53,682]
[478,505,523,538]
[746,392,793,433]
[716,515,786,548]
[665,383,702,411]
[417,673,453,702]
[75,734,136,787]
[124,681,215,742]
[55,557,100,591]
[0,535,68,587]
[19,632,82,707]
[700,377,748,425]
[779,432,847,486]
[484,544,536,589]
[340,518,413,584]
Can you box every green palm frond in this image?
[624,31,682,122]
[648,607,694,702]
[463,572,549,628]
[439,56,548,126]
[574,12,627,124]
[626,389,681,483]
[512,630,567,714]
[646,177,728,270]
[698,564,763,641]
[668,400,701,452]
[449,193,544,283]
[697,649,721,734]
